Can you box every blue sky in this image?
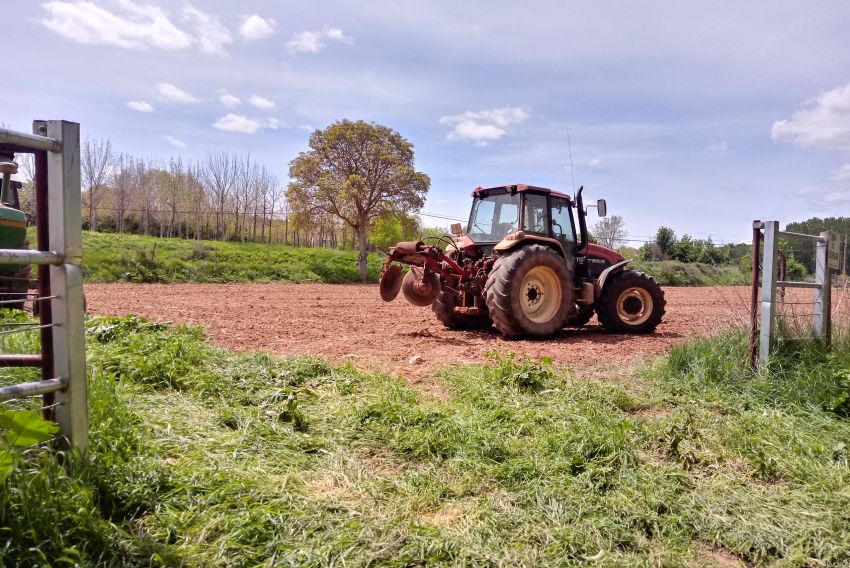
[5,1,850,243]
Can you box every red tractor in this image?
[379,184,665,337]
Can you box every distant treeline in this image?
[15,138,442,250]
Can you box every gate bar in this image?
[0,127,60,152]
[0,250,63,265]
[776,281,822,289]
[778,231,827,243]
[0,354,43,367]
[0,377,67,402]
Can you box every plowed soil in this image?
[85,283,771,378]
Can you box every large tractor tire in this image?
[596,270,665,333]
[566,306,594,327]
[432,288,492,330]
[484,244,573,338]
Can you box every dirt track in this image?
[86,283,766,376]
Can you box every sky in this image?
[4,0,850,244]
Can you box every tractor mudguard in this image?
[596,259,630,295]
[494,234,566,257]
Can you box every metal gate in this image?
[0,120,87,452]
[748,220,837,367]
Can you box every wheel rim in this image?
[520,266,562,323]
[616,287,653,326]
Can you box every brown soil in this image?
[85,283,766,377]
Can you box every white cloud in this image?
[797,185,850,206]
[286,27,353,54]
[157,82,199,104]
[212,114,282,134]
[162,135,186,148]
[239,14,275,41]
[772,83,850,152]
[126,100,154,112]
[324,28,353,44]
[833,164,850,181]
[248,95,275,109]
[218,90,240,107]
[183,3,231,56]
[41,0,192,50]
[42,1,234,55]
[439,106,530,145]
[708,141,728,154]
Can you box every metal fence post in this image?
[45,120,87,453]
[759,221,779,364]
[814,232,831,343]
[748,221,763,368]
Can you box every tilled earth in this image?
[86,283,764,377]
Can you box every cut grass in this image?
[1,314,850,565]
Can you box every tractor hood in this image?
[582,243,625,265]
[449,234,479,256]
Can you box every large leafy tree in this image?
[287,120,430,282]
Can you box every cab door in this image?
[550,196,576,272]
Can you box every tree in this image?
[655,226,676,260]
[81,136,113,230]
[287,120,430,282]
[201,151,237,240]
[592,215,628,249]
[112,153,132,233]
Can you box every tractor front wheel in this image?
[596,270,665,333]
[432,288,492,330]
[484,244,572,338]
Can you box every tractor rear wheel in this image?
[484,244,572,338]
[596,270,665,333]
[432,288,492,330]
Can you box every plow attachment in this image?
[379,241,465,307]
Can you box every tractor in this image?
[0,155,31,310]
[378,184,665,337]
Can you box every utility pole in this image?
[844,234,848,276]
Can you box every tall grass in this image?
[631,259,751,286]
[80,231,383,283]
[1,314,850,565]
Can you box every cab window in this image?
[550,197,574,249]
[522,193,549,235]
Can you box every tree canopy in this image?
[287,120,430,281]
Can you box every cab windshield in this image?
[467,191,520,242]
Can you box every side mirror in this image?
[450,222,463,236]
[596,199,607,217]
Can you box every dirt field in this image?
[85,283,776,377]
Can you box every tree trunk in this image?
[356,223,368,283]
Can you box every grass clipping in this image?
[1,315,850,566]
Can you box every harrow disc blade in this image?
[379,264,403,302]
[401,267,441,307]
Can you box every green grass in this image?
[631,260,751,286]
[2,315,850,566]
[73,231,749,287]
[78,231,384,283]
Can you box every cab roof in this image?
[472,184,573,202]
